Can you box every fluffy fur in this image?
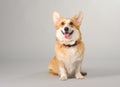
[48,11,87,80]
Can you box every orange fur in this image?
[48,40,85,76]
[49,57,59,75]
[48,11,86,80]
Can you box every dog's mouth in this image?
[61,30,74,39]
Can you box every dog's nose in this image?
[64,27,69,32]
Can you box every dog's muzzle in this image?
[61,30,74,39]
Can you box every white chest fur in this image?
[57,47,83,75]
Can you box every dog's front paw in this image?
[59,75,67,81]
[75,73,84,79]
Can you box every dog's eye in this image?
[69,22,73,25]
[61,22,65,25]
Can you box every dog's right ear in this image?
[72,11,84,26]
[52,11,61,25]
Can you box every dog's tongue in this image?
[64,33,70,38]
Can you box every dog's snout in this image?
[64,27,69,32]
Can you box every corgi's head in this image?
[52,11,83,45]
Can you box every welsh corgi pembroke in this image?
[48,11,87,80]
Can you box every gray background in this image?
[0,0,120,87]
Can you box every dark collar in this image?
[63,41,77,47]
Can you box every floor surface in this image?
[0,59,120,87]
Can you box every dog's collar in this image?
[63,41,77,47]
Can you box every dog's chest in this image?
[57,47,82,74]
[64,47,81,62]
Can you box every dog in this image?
[48,11,87,80]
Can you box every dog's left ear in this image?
[72,11,84,26]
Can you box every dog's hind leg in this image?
[48,57,59,76]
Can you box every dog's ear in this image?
[72,11,84,26]
[52,11,61,25]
